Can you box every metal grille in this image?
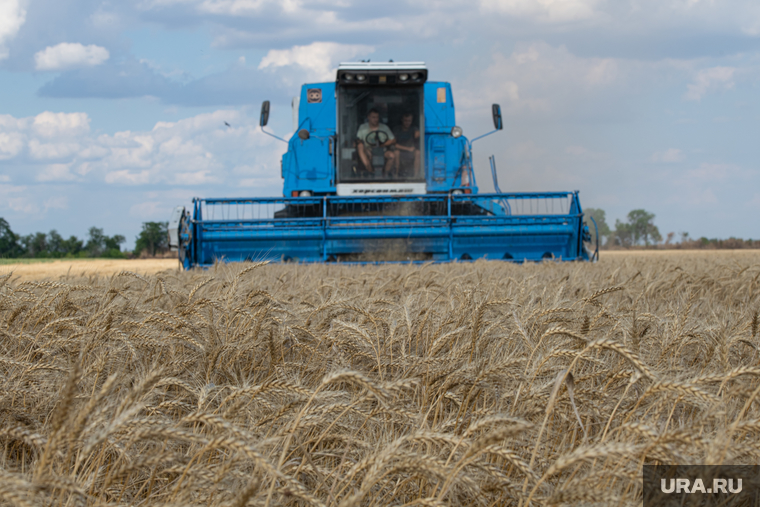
[196,193,576,221]
[198,198,300,221]
[456,193,574,217]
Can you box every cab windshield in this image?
[337,85,424,183]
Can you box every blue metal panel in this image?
[283,83,337,196]
[423,82,455,133]
[299,83,336,133]
[425,134,469,192]
[294,136,332,181]
[429,136,446,182]
[185,192,592,266]
[422,82,471,193]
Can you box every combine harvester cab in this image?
[169,62,598,267]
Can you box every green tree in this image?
[105,234,126,251]
[61,235,84,256]
[613,209,661,247]
[612,220,633,247]
[85,227,127,257]
[134,222,169,257]
[21,232,49,257]
[104,234,126,258]
[626,209,661,246]
[0,218,24,258]
[583,208,611,247]
[47,230,64,257]
[86,227,107,257]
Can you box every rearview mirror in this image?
[260,100,270,127]
[492,104,503,130]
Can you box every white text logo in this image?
[661,478,742,494]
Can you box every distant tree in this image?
[612,220,633,247]
[612,209,661,247]
[103,234,126,258]
[47,230,64,257]
[627,209,661,246]
[134,222,169,257]
[61,235,84,256]
[86,227,107,257]
[84,227,126,257]
[21,232,49,257]
[0,221,125,258]
[583,208,611,247]
[0,218,24,257]
[105,234,126,251]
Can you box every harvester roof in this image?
[337,61,427,85]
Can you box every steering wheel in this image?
[365,130,389,147]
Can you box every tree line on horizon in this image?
[3,213,756,259]
[0,218,171,259]
[584,208,760,250]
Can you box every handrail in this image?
[197,191,576,205]
[196,214,578,227]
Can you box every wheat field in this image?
[1,252,759,506]
[0,259,178,282]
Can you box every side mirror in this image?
[260,100,270,127]
[492,104,503,130]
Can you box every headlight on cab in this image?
[450,126,463,138]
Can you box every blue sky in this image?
[1,0,759,248]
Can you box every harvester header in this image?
[169,61,597,267]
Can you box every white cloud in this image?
[686,162,747,181]
[0,110,282,192]
[36,163,78,182]
[684,66,736,101]
[44,196,69,211]
[652,148,684,163]
[0,184,37,214]
[127,189,198,221]
[196,0,293,15]
[586,59,618,86]
[0,132,25,159]
[480,0,601,22]
[456,43,623,115]
[105,170,152,185]
[129,200,166,219]
[33,111,90,138]
[34,42,110,71]
[0,0,26,60]
[259,42,374,81]
[29,140,81,160]
[663,161,751,208]
[89,9,120,29]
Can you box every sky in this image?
[0,0,759,248]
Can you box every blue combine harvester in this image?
[169,62,598,268]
